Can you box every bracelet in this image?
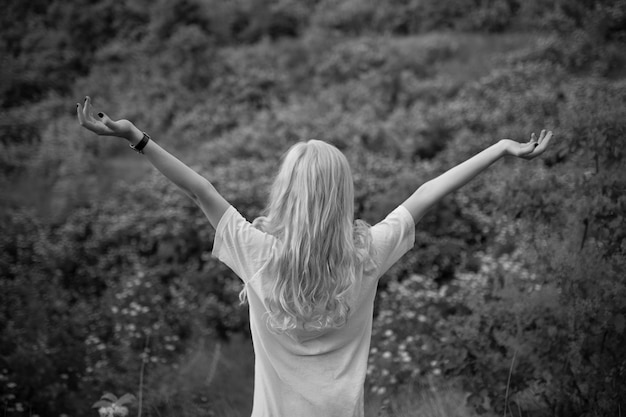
[129,132,150,154]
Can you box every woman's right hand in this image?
[500,129,553,160]
[76,96,143,143]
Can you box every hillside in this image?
[1,1,625,416]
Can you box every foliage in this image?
[1,0,625,416]
[92,392,135,417]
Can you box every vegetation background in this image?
[1,0,625,416]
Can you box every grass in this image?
[123,334,489,417]
[365,384,489,417]
[119,334,255,417]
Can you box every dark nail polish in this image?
[98,112,103,118]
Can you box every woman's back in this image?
[213,204,415,416]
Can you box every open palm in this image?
[76,96,137,141]
[502,130,553,159]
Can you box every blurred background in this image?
[1,0,625,416]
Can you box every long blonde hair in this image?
[244,140,371,333]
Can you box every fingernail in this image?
[98,112,103,118]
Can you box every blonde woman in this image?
[77,97,553,417]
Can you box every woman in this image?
[77,96,552,417]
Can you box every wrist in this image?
[126,126,144,146]
[496,139,511,157]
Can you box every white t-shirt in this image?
[213,205,415,417]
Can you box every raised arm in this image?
[77,96,229,228]
[401,131,553,223]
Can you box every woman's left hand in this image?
[77,96,141,142]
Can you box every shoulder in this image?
[213,206,277,282]
[366,205,416,279]
[370,205,415,238]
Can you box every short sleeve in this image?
[212,206,276,282]
[369,205,415,279]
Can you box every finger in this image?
[77,101,109,134]
[77,105,100,133]
[535,130,553,153]
[531,132,536,143]
[98,112,117,130]
[77,103,85,126]
[82,96,90,120]
[77,102,97,129]
[84,96,95,120]
[536,129,546,147]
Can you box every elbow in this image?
[192,178,221,204]
[402,181,436,224]
[189,177,214,200]
[416,181,435,202]
[414,181,439,213]
[188,192,200,203]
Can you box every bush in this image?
[2,2,625,414]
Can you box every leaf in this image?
[92,400,112,408]
[101,392,118,402]
[116,393,137,406]
[510,382,548,411]
[614,314,625,335]
[547,325,557,338]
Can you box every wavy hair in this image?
[243,140,371,333]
